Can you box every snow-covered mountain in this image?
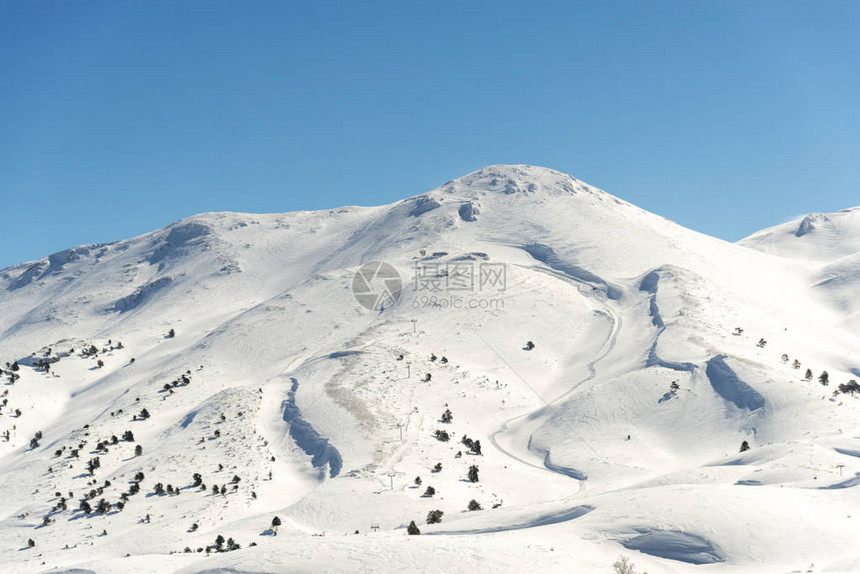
[740,207,860,334]
[1,165,859,574]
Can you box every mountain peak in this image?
[739,205,860,263]
[437,164,591,198]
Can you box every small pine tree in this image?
[441,408,453,423]
[781,354,789,363]
[272,516,282,528]
[467,499,482,511]
[805,369,813,381]
[426,509,443,524]
[613,555,638,574]
[525,341,535,350]
[838,380,860,395]
[468,465,479,483]
[432,462,442,473]
[135,444,143,457]
[422,486,435,497]
[414,476,422,486]
[819,371,829,386]
[740,440,750,452]
[407,520,421,535]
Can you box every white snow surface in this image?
[0,165,858,573]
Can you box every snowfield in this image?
[1,165,859,573]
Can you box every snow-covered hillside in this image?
[1,165,859,574]
[740,207,860,334]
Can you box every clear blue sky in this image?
[2,1,858,269]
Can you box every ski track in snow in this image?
[486,262,622,515]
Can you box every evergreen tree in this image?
[468,499,482,511]
[426,510,443,524]
[407,520,421,535]
[434,430,450,442]
[740,440,751,452]
[819,371,830,386]
[423,486,435,497]
[838,380,860,396]
[135,444,143,456]
[468,465,479,483]
[805,369,813,381]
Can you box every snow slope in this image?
[1,165,859,573]
[740,206,860,334]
